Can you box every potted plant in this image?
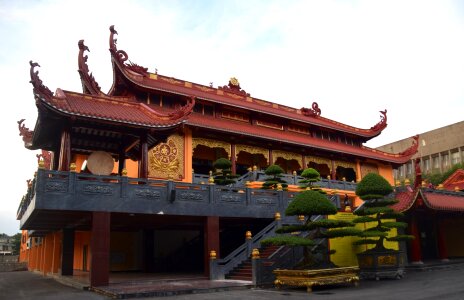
[212,158,238,185]
[353,173,414,280]
[261,168,360,291]
[262,164,288,190]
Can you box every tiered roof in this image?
[393,186,464,213]
[21,25,418,165]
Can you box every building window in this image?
[433,157,439,169]
[452,152,460,165]
[406,163,412,175]
[399,165,404,177]
[443,154,449,168]
[424,158,430,172]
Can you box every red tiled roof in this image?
[442,169,464,191]
[392,189,416,212]
[37,89,192,128]
[107,26,387,141]
[187,113,416,164]
[422,191,464,212]
[117,69,387,139]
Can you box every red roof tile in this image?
[392,189,416,212]
[442,169,464,191]
[187,113,416,164]
[38,90,192,128]
[422,191,464,212]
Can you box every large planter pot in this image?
[274,267,359,293]
[356,250,405,280]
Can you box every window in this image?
[443,154,449,168]
[424,159,430,172]
[433,157,439,169]
[452,152,461,165]
[407,163,412,175]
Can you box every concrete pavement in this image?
[1,264,464,299]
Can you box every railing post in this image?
[209,250,218,280]
[246,187,252,206]
[278,190,284,209]
[246,231,253,257]
[121,169,128,198]
[252,257,262,286]
[167,179,174,203]
[68,163,76,195]
[209,184,215,204]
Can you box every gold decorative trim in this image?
[256,120,284,130]
[253,99,271,106]
[334,161,356,170]
[273,150,303,167]
[149,73,158,80]
[160,77,182,85]
[184,82,192,88]
[148,134,184,180]
[192,138,231,159]
[195,85,215,93]
[217,90,224,95]
[236,144,269,162]
[306,156,332,171]
[360,163,379,177]
[226,92,244,99]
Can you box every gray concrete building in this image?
[377,121,464,182]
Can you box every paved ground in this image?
[1,264,464,299]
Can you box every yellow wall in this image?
[329,213,399,267]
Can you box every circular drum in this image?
[87,151,114,175]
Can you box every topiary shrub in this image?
[262,169,360,268]
[353,173,413,252]
[262,164,288,190]
[212,158,238,185]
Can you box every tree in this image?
[299,168,324,192]
[12,233,22,255]
[212,158,238,185]
[262,168,360,268]
[262,165,288,190]
[353,173,413,251]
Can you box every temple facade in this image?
[16,26,418,287]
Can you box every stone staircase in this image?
[226,245,281,281]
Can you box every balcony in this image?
[17,169,357,231]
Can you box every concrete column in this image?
[58,128,71,171]
[139,133,148,178]
[90,212,111,287]
[231,144,236,175]
[204,216,220,277]
[439,153,443,173]
[61,229,75,275]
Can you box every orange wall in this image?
[73,231,91,271]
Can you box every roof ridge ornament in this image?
[78,40,102,95]
[218,77,250,96]
[301,102,321,117]
[109,25,149,76]
[29,61,53,100]
[399,134,419,157]
[370,109,387,131]
[17,119,33,148]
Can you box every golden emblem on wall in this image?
[149,134,184,179]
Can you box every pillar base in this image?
[410,261,424,265]
[440,258,450,262]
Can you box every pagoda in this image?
[17,26,418,287]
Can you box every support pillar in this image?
[118,147,126,176]
[437,218,449,261]
[90,212,111,287]
[139,133,148,178]
[58,128,71,171]
[204,216,220,277]
[231,144,236,175]
[330,160,336,180]
[61,229,75,275]
[409,215,423,264]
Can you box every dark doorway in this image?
[418,218,438,260]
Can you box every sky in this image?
[0,0,463,235]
